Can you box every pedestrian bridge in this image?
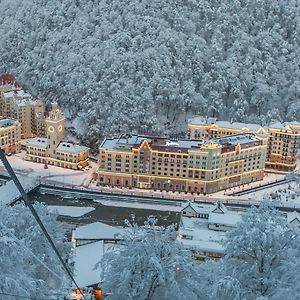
[0,176,39,205]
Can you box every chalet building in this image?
[187,116,300,172]
[178,201,242,259]
[72,222,124,247]
[25,102,89,169]
[97,133,268,194]
[0,117,21,154]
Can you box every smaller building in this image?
[72,222,125,247]
[178,201,244,259]
[0,117,21,154]
[187,116,300,173]
[267,122,300,172]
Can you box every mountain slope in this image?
[0,0,299,146]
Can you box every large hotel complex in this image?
[0,74,299,190]
[0,74,89,169]
[97,133,267,194]
[97,117,299,193]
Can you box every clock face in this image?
[58,125,63,132]
[48,126,54,133]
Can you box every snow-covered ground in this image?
[48,206,95,217]
[0,151,95,187]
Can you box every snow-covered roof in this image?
[15,98,38,107]
[208,212,242,227]
[287,211,300,224]
[214,121,263,132]
[181,201,216,215]
[56,142,89,154]
[188,116,217,126]
[178,217,226,253]
[73,241,116,288]
[74,222,124,241]
[3,89,31,99]
[0,117,18,128]
[0,73,19,87]
[211,201,228,214]
[212,133,258,146]
[26,137,48,149]
[101,135,201,151]
[269,121,300,131]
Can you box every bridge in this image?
[0,176,40,205]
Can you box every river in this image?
[30,188,180,227]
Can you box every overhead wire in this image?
[0,150,86,300]
[0,291,52,300]
[0,221,63,281]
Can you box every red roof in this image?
[0,74,19,87]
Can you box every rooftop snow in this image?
[56,142,89,154]
[74,222,124,241]
[178,217,226,253]
[212,133,259,146]
[0,117,18,128]
[208,212,242,227]
[3,89,31,99]
[73,241,117,288]
[26,137,48,149]
[188,116,217,125]
[100,135,202,151]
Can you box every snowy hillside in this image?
[0,0,299,147]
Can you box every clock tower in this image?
[46,101,65,157]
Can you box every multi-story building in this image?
[25,102,89,169]
[267,122,300,171]
[187,116,267,140]
[97,133,267,193]
[0,74,46,138]
[187,116,300,172]
[0,117,21,154]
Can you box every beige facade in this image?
[187,117,267,140]
[0,117,21,154]
[267,122,300,171]
[97,134,267,194]
[187,116,300,172]
[25,102,89,170]
[0,77,46,139]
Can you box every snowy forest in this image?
[0,0,299,147]
[101,203,300,300]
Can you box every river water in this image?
[30,189,180,227]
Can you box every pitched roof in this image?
[287,211,300,224]
[0,74,19,87]
[74,222,124,240]
[56,142,89,154]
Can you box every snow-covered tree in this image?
[0,202,71,299]
[220,202,300,299]
[99,219,204,300]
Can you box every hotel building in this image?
[0,74,46,138]
[187,116,300,172]
[25,102,89,170]
[0,117,21,154]
[267,122,300,171]
[97,133,267,194]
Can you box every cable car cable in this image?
[0,150,86,300]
